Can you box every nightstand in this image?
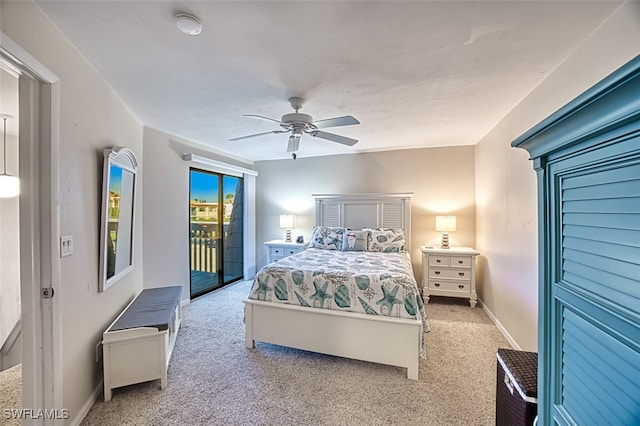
[264,239,308,263]
[421,246,479,307]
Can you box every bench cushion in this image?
[110,286,182,332]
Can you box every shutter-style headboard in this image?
[312,193,413,249]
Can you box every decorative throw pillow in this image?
[309,226,345,250]
[341,230,370,252]
[368,228,406,253]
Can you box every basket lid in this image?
[497,348,538,399]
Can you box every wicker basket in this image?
[495,348,538,426]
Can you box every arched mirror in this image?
[99,147,139,292]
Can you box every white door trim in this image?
[0,34,61,425]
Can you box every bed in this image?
[244,193,429,380]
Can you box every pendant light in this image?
[0,114,19,198]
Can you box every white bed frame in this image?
[245,193,423,380]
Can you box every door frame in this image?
[1,35,62,424]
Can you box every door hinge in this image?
[42,287,55,299]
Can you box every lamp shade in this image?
[279,214,296,229]
[435,215,456,232]
[0,174,19,198]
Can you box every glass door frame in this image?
[189,167,243,299]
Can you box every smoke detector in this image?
[176,14,202,35]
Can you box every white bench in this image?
[102,286,182,401]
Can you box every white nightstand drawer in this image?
[429,269,471,280]
[429,280,470,293]
[450,256,472,268]
[428,256,450,267]
[270,247,284,257]
[265,240,309,264]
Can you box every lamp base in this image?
[284,229,292,243]
[440,232,450,249]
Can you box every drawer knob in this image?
[436,259,441,263]
[434,283,440,287]
[458,272,465,277]
[434,271,441,275]
[458,285,464,289]
[458,260,463,264]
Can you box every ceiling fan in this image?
[229,97,360,159]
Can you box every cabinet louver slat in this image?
[562,270,639,312]
[561,164,640,189]
[561,310,640,425]
[563,197,639,213]
[563,223,640,246]
[562,236,639,264]
[563,212,639,230]
[562,178,640,200]
[563,248,639,280]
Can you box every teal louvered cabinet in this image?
[512,55,640,426]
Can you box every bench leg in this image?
[104,351,112,401]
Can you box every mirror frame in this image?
[99,147,139,292]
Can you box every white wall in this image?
[142,127,256,302]
[2,1,144,422]
[0,68,20,351]
[475,0,640,351]
[254,146,476,284]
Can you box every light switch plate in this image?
[60,235,73,257]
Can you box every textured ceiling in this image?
[35,1,621,162]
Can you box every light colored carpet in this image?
[0,363,22,426]
[80,280,510,425]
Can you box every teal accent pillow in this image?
[368,229,406,253]
[341,230,370,252]
[309,226,345,250]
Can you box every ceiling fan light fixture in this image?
[175,13,202,35]
[230,97,360,157]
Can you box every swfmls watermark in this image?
[3,408,70,420]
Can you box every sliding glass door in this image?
[189,169,243,298]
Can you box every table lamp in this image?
[280,214,296,242]
[435,215,456,249]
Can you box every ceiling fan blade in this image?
[229,130,286,141]
[243,114,282,124]
[312,115,360,129]
[310,130,358,146]
[287,135,301,152]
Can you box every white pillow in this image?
[341,230,370,252]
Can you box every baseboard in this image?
[70,378,103,426]
[477,297,521,350]
[181,298,190,308]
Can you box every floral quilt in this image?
[248,248,430,357]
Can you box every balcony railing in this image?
[190,237,216,273]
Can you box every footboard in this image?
[244,299,421,380]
